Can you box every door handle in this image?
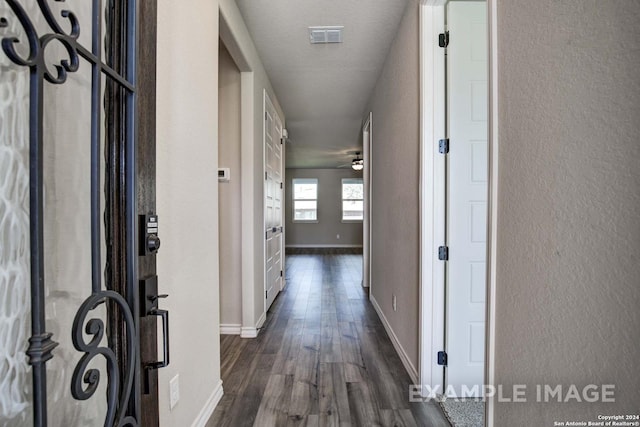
[140,276,170,393]
[148,306,170,369]
[143,297,169,394]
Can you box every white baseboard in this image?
[190,379,223,427]
[285,244,363,248]
[257,311,266,329]
[240,311,266,338]
[220,324,241,335]
[370,295,419,384]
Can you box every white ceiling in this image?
[235,0,409,169]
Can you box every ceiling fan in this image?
[337,151,364,170]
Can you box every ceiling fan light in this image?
[351,158,364,171]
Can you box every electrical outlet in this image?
[392,294,397,311]
[169,374,180,410]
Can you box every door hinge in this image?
[438,246,449,261]
[280,182,283,189]
[265,112,267,121]
[265,171,268,180]
[266,290,268,299]
[280,270,283,277]
[280,137,284,144]
[439,31,449,48]
[437,351,448,366]
[439,138,449,154]
[266,231,268,240]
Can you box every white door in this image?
[265,91,283,310]
[446,1,488,397]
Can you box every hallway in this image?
[207,255,450,426]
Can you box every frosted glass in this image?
[1,1,112,425]
[0,2,34,425]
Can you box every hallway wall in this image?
[218,41,243,329]
[493,0,640,424]
[285,168,364,248]
[219,0,286,334]
[156,0,222,425]
[364,0,420,376]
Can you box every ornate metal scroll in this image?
[71,291,138,427]
[0,1,139,426]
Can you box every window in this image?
[293,178,318,221]
[342,178,364,221]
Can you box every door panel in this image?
[264,91,283,310]
[136,0,161,425]
[0,0,160,425]
[446,0,488,397]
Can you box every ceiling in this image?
[235,0,409,169]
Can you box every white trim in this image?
[240,310,267,338]
[419,2,446,397]
[240,71,256,334]
[485,0,499,424]
[257,310,266,329]
[219,324,242,335]
[421,0,446,6]
[240,327,259,339]
[362,112,372,289]
[285,244,363,249]
[190,380,224,427]
[370,296,418,384]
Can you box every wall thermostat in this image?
[218,168,230,182]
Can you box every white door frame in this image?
[418,0,447,396]
[362,113,372,288]
[418,0,499,417]
[485,0,499,423]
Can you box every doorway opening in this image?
[218,39,244,335]
[419,0,490,403]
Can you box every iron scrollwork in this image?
[1,0,139,426]
[71,291,138,427]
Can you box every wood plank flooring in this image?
[207,254,450,427]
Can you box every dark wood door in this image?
[0,0,161,425]
[136,1,161,425]
[105,0,161,425]
[103,0,161,425]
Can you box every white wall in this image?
[219,0,286,333]
[218,42,243,329]
[365,0,420,373]
[156,0,222,425]
[493,1,640,424]
[285,168,364,247]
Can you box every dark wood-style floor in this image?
[207,254,450,427]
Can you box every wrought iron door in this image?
[0,0,162,426]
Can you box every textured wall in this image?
[285,168,364,247]
[365,0,420,371]
[218,42,243,327]
[219,0,286,330]
[494,0,640,423]
[156,0,222,424]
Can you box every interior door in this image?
[264,91,283,311]
[445,0,488,397]
[0,0,161,425]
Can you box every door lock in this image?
[140,214,161,255]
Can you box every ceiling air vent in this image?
[309,26,344,44]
